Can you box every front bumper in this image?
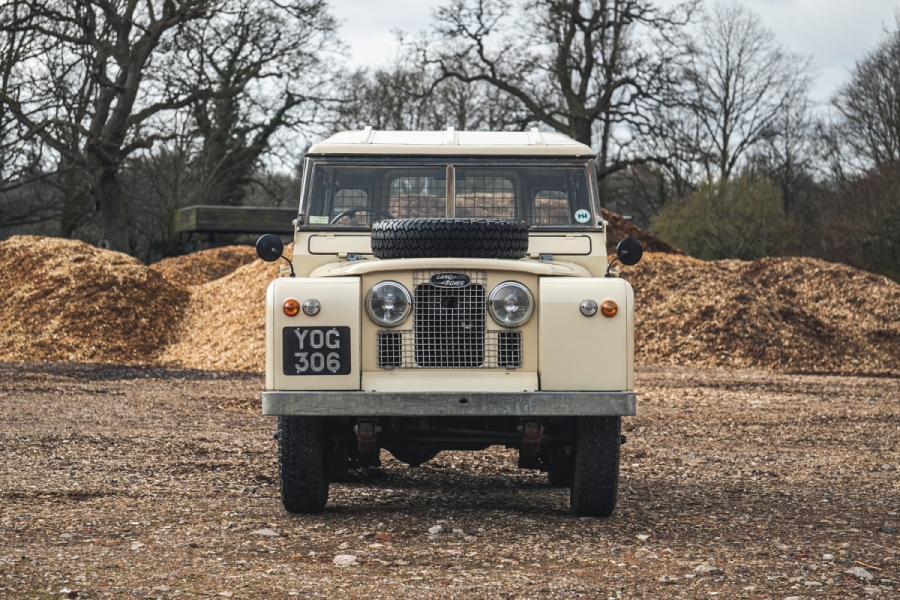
[262,390,636,417]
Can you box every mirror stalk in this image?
[605,255,623,278]
[282,255,295,277]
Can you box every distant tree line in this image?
[1,0,898,280]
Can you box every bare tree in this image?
[829,18,900,174]
[0,0,214,252]
[680,1,811,183]
[0,0,58,231]
[423,0,696,178]
[165,0,338,207]
[333,45,529,133]
[335,66,436,131]
[0,0,339,252]
[749,98,820,218]
[604,101,704,225]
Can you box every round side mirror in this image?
[616,237,644,266]
[256,233,284,263]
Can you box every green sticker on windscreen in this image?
[309,216,329,224]
[574,209,591,223]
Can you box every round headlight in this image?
[488,281,534,327]
[366,281,412,327]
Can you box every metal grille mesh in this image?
[377,330,522,369]
[414,272,486,367]
[375,270,522,369]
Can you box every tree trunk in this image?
[94,168,129,252]
[573,119,593,148]
[57,170,92,238]
[58,196,86,239]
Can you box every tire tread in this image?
[278,416,328,514]
[371,218,529,259]
[570,416,621,517]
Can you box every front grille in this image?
[496,330,523,368]
[377,330,522,369]
[414,272,486,367]
[377,331,403,368]
[374,270,523,369]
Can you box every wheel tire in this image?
[370,218,529,259]
[570,417,621,517]
[278,416,329,513]
[547,446,575,488]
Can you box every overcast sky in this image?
[330,0,900,106]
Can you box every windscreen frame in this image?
[298,155,601,231]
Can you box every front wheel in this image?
[278,416,329,513]
[570,417,621,517]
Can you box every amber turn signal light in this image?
[600,300,618,317]
[283,299,300,317]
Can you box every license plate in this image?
[282,327,351,375]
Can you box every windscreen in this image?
[305,159,595,227]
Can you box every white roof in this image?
[307,127,594,157]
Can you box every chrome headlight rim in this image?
[365,280,412,327]
[487,281,534,328]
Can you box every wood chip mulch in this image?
[1,361,897,598]
[623,253,900,376]
[150,246,258,287]
[0,236,189,364]
[4,235,899,377]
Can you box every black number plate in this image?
[282,327,351,375]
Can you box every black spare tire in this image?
[370,218,529,259]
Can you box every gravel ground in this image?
[1,362,897,599]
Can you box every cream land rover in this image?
[255,127,644,517]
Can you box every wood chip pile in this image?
[623,253,900,376]
[157,253,285,372]
[4,234,899,376]
[150,246,258,287]
[0,236,189,364]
